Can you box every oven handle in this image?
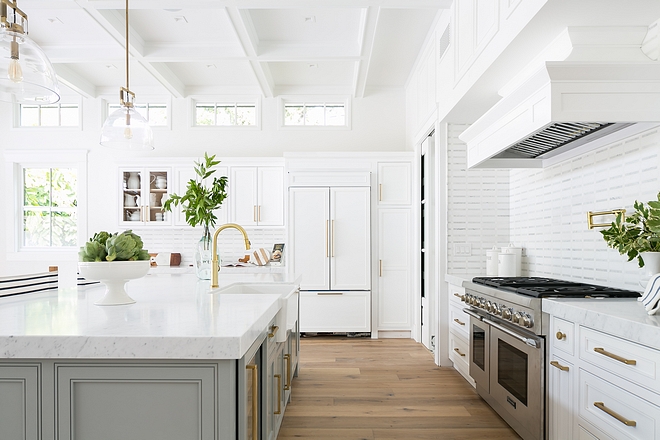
[462,308,483,320]
[484,318,541,349]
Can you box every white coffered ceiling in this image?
[17,0,449,99]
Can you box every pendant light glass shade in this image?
[0,27,60,104]
[100,105,154,150]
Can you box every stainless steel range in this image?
[460,277,640,440]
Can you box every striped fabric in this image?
[77,273,100,288]
[0,272,59,298]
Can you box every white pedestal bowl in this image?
[78,261,150,306]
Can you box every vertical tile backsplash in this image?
[447,124,510,275]
[509,127,660,290]
[133,227,286,267]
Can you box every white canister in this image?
[498,253,517,277]
[486,246,499,276]
[501,244,523,276]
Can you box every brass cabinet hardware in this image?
[594,401,636,427]
[246,364,258,439]
[379,260,382,277]
[556,331,566,340]
[331,220,335,257]
[453,348,466,357]
[274,374,282,414]
[253,205,257,222]
[258,205,261,222]
[283,354,291,391]
[587,209,626,229]
[453,293,461,299]
[453,318,465,326]
[594,347,636,365]
[325,220,329,257]
[550,360,569,372]
[268,325,279,338]
[378,183,382,201]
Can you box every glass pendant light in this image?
[100,0,153,150]
[0,0,60,104]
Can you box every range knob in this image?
[512,312,522,324]
[492,304,502,316]
[521,314,534,328]
[486,301,493,312]
[501,308,511,320]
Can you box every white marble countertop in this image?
[543,298,660,349]
[445,273,483,286]
[0,272,301,360]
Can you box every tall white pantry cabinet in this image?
[290,185,371,333]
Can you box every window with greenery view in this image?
[109,103,167,126]
[284,102,345,126]
[20,103,79,127]
[195,102,257,126]
[23,168,77,247]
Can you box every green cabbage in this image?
[79,229,149,262]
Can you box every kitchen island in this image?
[0,271,301,440]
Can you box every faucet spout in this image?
[211,223,251,288]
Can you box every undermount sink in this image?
[210,283,298,342]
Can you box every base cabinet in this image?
[447,282,475,386]
[0,364,39,440]
[300,291,371,332]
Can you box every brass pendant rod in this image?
[125,0,129,92]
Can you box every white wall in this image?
[0,88,409,278]
[510,126,660,290]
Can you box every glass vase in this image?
[194,227,217,280]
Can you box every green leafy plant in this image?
[161,152,228,239]
[601,192,660,267]
[79,230,150,262]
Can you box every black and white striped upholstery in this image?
[0,271,59,298]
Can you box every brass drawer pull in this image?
[246,364,258,439]
[274,374,282,414]
[453,293,462,299]
[453,318,465,326]
[556,331,566,340]
[550,360,569,372]
[594,401,636,427]
[594,347,636,365]
[268,325,279,338]
[453,348,466,357]
[283,354,291,391]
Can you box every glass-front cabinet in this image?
[119,168,171,226]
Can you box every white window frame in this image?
[277,96,351,130]
[101,95,172,130]
[4,150,88,261]
[12,97,83,130]
[189,96,261,129]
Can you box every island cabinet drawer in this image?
[449,302,469,339]
[449,332,469,370]
[579,326,660,394]
[0,364,40,440]
[55,363,223,440]
[552,316,576,357]
[578,369,660,440]
[300,291,370,333]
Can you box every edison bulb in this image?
[8,58,23,83]
[124,127,133,139]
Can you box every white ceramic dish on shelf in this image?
[78,261,150,306]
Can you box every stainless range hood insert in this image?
[460,27,660,169]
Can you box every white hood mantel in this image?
[460,26,660,169]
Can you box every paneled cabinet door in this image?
[0,364,39,440]
[173,166,229,227]
[230,167,284,226]
[266,343,285,440]
[377,163,412,205]
[119,168,172,226]
[377,209,412,330]
[548,356,574,440]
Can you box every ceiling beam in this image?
[225,7,274,98]
[82,0,451,9]
[54,64,97,98]
[353,6,379,98]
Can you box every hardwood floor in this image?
[278,337,521,440]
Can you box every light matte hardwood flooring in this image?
[278,337,521,440]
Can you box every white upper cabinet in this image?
[377,162,412,206]
[119,168,172,226]
[230,167,284,227]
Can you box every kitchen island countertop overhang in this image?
[0,272,301,360]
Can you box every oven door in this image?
[488,318,544,440]
[465,309,489,391]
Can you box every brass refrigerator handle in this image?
[253,206,257,223]
[283,354,291,391]
[258,205,261,222]
[331,220,335,257]
[274,374,282,414]
[594,402,636,427]
[325,220,329,257]
[550,360,569,372]
[594,347,636,365]
[379,260,382,277]
[246,364,258,439]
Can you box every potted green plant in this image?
[162,153,228,279]
[600,192,660,271]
